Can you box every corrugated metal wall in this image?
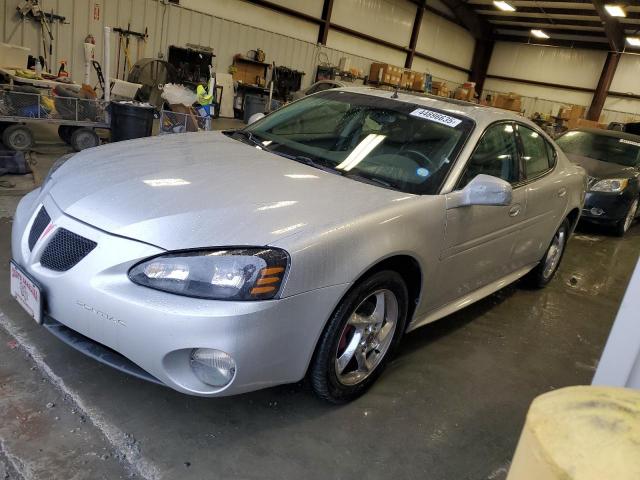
[1,0,471,91]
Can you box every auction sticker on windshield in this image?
[410,108,462,128]
[10,261,42,324]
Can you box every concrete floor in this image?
[0,129,638,479]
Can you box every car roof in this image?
[334,86,531,128]
[569,127,640,142]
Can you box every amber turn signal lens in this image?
[261,267,285,276]
[256,276,280,285]
[251,286,277,295]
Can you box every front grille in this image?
[587,176,599,189]
[40,229,97,272]
[28,207,50,250]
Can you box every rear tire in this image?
[70,127,99,151]
[524,218,570,289]
[2,124,34,151]
[309,270,408,404]
[614,198,638,237]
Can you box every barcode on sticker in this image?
[410,108,462,127]
[620,139,640,147]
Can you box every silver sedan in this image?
[10,88,586,403]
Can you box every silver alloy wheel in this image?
[542,224,567,280]
[334,289,398,386]
[623,198,638,233]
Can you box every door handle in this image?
[509,204,521,217]
[558,187,567,198]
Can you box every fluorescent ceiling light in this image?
[627,36,640,46]
[604,4,626,17]
[531,29,550,39]
[493,1,516,12]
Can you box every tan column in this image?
[507,386,640,480]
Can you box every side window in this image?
[519,125,552,177]
[458,123,519,188]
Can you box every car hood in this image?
[566,153,637,179]
[48,132,404,250]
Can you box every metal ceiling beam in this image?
[494,34,612,49]
[490,20,604,32]
[477,10,601,21]
[474,5,604,16]
[434,0,494,39]
[469,39,495,94]
[468,0,596,9]
[495,29,609,43]
[588,51,621,121]
[592,0,626,51]
[241,0,322,24]
[406,0,426,68]
[317,0,334,45]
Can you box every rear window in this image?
[556,130,640,167]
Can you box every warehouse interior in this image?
[1,0,640,479]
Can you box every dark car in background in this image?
[556,128,640,236]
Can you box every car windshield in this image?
[556,130,640,167]
[238,91,474,194]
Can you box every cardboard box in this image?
[567,118,601,130]
[412,74,426,92]
[432,82,450,97]
[454,87,470,101]
[559,105,586,121]
[0,43,30,69]
[454,86,476,102]
[369,63,403,85]
[401,71,415,89]
[494,93,522,112]
[232,60,266,86]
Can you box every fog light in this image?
[190,348,236,387]
[590,207,605,216]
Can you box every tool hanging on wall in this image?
[16,0,66,74]
[113,24,148,80]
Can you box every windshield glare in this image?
[556,130,640,167]
[243,91,473,194]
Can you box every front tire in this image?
[614,198,638,237]
[309,270,409,404]
[524,218,570,289]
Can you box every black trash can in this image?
[109,102,154,142]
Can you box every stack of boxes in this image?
[369,63,403,87]
[431,81,449,97]
[453,82,478,102]
[368,63,427,92]
[492,93,522,113]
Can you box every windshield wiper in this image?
[343,171,403,191]
[228,129,265,149]
[274,152,342,176]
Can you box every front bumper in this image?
[12,190,347,396]
[580,190,635,223]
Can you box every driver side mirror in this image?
[446,174,513,209]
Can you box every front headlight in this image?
[42,153,74,188]
[128,248,289,300]
[590,178,629,193]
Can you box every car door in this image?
[432,121,527,307]
[514,124,568,266]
